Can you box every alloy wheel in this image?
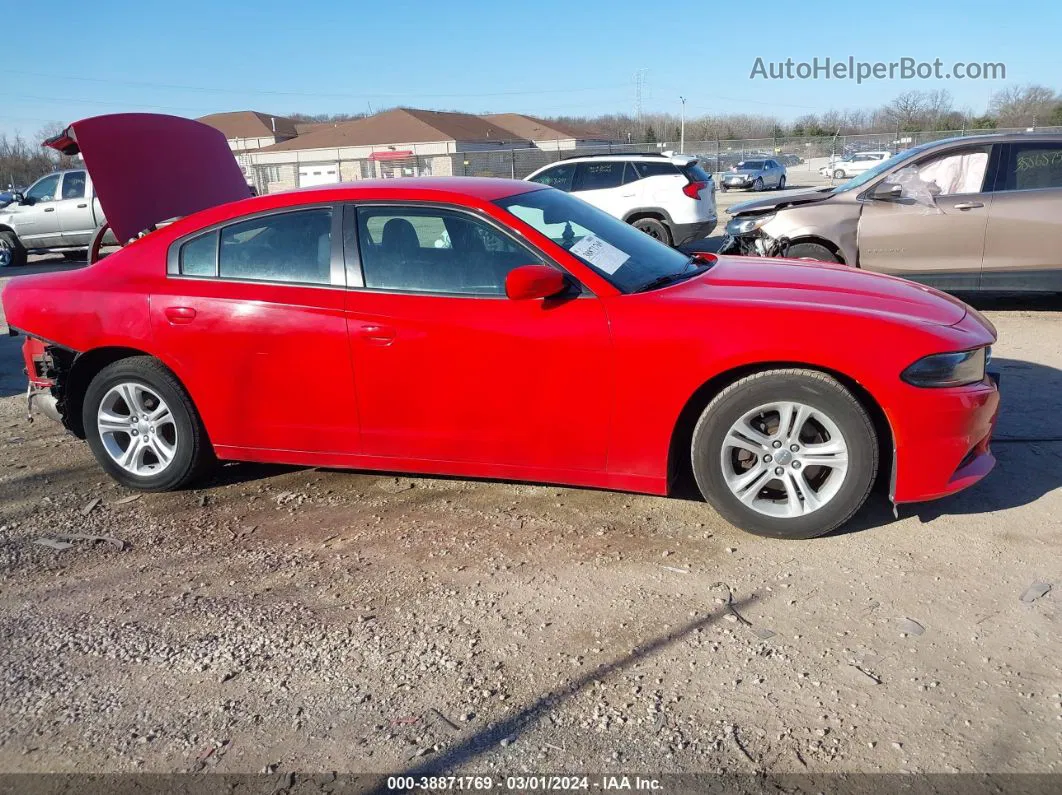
[97,382,178,476]
[719,400,848,518]
[0,239,12,268]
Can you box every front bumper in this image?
[670,219,717,246]
[891,377,1000,504]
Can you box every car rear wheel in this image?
[833,169,846,179]
[632,217,673,246]
[753,177,764,191]
[83,357,213,491]
[777,176,786,190]
[784,242,839,263]
[0,232,26,268]
[691,369,878,539]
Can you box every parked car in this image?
[720,159,787,192]
[525,153,717,247]
[3,114,1000,540]
[721,132,1062,292]
[778,153,804,167]
[0,169,118,267]
[819,151,892,180]
[0,189,23,210]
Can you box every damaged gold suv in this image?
[720,133,1062,292]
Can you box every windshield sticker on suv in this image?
[569,234,630,275]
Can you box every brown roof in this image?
[261,108,530,152]
[480,113,610,141]
[197,111,298,139]
[295,121,337,135]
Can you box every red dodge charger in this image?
[2,114,1000,539]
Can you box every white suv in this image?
[525,153,717,247]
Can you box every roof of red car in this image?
[290,177,545,201]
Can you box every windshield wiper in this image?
[633,258,710,293]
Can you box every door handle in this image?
[77,203,87,208]
[43,207,55,212]
[358,324,396,344]
[953,201,984,210]
[164,306,197,325]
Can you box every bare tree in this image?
[988,84,1060,127]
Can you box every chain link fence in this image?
[249,127,1062,194]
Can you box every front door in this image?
[15,173,63,247]
[150,205,359,454]
[858,144,995,289]
[56,170,97,246]
[981,141,1062,291]
[344,203,612,474]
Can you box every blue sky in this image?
[1,0,1054,138]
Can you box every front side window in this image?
[497,188,698,294]
[529,163,575,191]
[573,161,625,191]
[61,171,87,200]
[999,143,1062,191]
[25,173,60,204]
[356,206,542,295]
[888,147,991,198]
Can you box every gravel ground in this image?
[0,259,1060,779]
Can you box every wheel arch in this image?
[622,207,674,226]
[57,346,190,438]
[785,235,847,264]
[666,361,893,497]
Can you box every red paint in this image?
[504,264,569,300]
[1,175,998,507]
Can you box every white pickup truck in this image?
[0,168,117,267]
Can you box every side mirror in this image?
[871,182,903,201]
[505,264,570,301]
[12,192,27,205]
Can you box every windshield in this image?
[495,188,695,293]
[737,160,765,170]
[832,143,935,192]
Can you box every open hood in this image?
[727,188,834,217]
[43,113,251,243]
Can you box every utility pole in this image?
[679,96,687,153]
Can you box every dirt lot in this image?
[0,258,1060,781]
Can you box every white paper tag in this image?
[569,234,630,275]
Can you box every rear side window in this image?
[632,161,680,179]
[179,232,217,276]
[680,163,713,182]
[61,171,87,200]
[574,161,625,191]
[218,208,333,285]
[999,143,1062,191]
[529,163,575,191]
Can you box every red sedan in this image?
[2,115,1000,539]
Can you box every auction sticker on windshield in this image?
[569,234,629,275]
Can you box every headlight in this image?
[901,347,987,388]
[726,213,775,236]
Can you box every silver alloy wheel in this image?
[97,382,178,476]
[0,238,12,268]
[720,401,849,518]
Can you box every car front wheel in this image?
[83,357,213,491]
[691,369,878,539]
[833,169,846,179]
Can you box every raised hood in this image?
[678,256,969,327]
[728,188,834,216]
[43,113,251,243]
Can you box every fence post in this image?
[510,149,516,179]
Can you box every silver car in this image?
[720,158,787,192]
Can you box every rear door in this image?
[56,170,97,246]
[980,141,1062,290]
[857,143,996,289]
[151,204,359,454]
[14,173,63,247]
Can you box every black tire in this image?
[631,217,673,246]
[720,185,729,193]
[82,357,213,491]
[777,176,786,190]
[753,177,764,191]
[0,231,27,268]
[784,242,839,263]
[691,369,878,539]
[62,250,87,262]
[833,169,846,179]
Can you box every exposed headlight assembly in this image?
[726,213,775,235]
[901,347,987,388]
